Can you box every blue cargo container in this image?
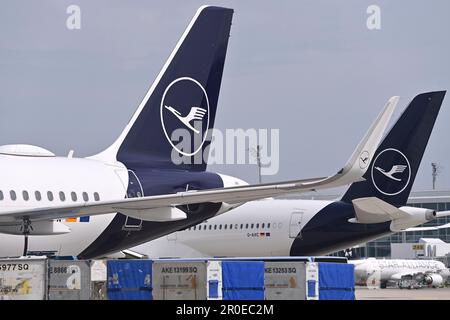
[222,261,265,300]
[318,262,355,300]
[107,260,152,300]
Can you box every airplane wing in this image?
[391,271,421,280]
[0,96,398,225]
[391,270,439,282]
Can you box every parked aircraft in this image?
[129,91,448,259]
[0,6,384,258]
[351,258,450,288]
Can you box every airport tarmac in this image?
[356,287,450,300]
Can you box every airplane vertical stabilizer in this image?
[341,91,446,206]
[90,6,233,172]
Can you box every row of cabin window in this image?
[0,190,100,202]
[188,222,279,231]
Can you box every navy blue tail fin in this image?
[94,6,233,171]
[341,91,446,206]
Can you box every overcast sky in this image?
[1,1,450,193]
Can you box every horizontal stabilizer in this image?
[349,197,437,231]
[349,197,400,224]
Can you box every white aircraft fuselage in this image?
[0,153,123,256]
[131,198,417,258]
[0,149,247,258]
[351,258,450,287]
[132,199,334,258]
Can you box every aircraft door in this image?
[122,170,144,231]
[289,211,303,238]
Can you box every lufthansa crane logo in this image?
[371,148,411,196]
[374,165,407,181]
[164,105,207,134]
[160,77,210,156]
[359,151,370,170]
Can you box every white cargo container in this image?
[0,256,47,300]
[90,260,107,300]
[264,262,306,300]
[305,262,319,300]
[152,261,207,300]
[48,260,91,300]
[206,261,222,300]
